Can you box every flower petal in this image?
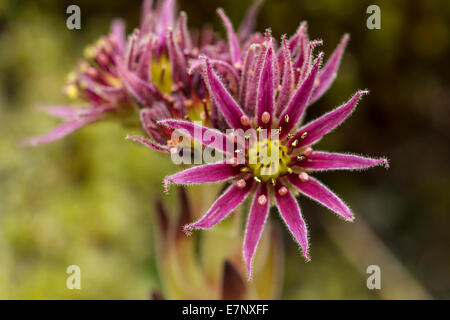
[136,34,155,82]
[189,58,239,85]
[290,90,368,149]
[164,162,241,193]
[243,183,270,280]
[177,11,192,51]
[278,53,322,139]
[200,57,246,129]
[140,105,171,145]
[35,105,85,120]
[22,119,95,146]
[155,0,175,55]
[243,44,264,117]
[295,151,389,171]
[184,177,254,230]
[275,35,294,117]
[256,42,275,126]
[167,28,188,84]
[274,186,309,260]
[287,174,353,221]
[158,119,231,154]
[126,135,169,152]
[217,8,242,65]
[310,34,349,104]
[238,0,264,40]
[239,44,258,109]
[117,61,159,105]
[110,19,126,55]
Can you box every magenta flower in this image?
[24,0,264,147]
[158,31,388,279]
[22,20,129,146]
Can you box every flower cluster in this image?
[26,0,388,281]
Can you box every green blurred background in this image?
[0,0,449,299]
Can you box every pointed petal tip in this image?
[163,178,171,194]
[20,138,38,147]
[359,89,370,96]
[304,253,311,262]
[126,135,168,152]
[342,33,350,43]
[183,224,193,236]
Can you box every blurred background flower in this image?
[0,0,449,299]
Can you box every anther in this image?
[314,78,321,88]
[278,186,288,196]
[240,115,250,126]
[257,195,267,206]
[261,111,271,124]
[304,147,313,156]
[299,172,309,182]
[236,179,246,189]
[254,176,261,183]
[301,132,308,139]
[240,168,248,172]
[291,140,298,147]
[183,99,193,108]
[297,155,305,161]
[285,114,290,123]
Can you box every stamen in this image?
[291,140,298,147]
[285,114,290,123]
[254,176,261,183]
[257,194,267,206]
[314,78,321,88]
[304,147,313,156]
[184,99,193,108]
[278,186,288,196]
[229,158,238,167]
[261,111,271,124]
[297,155,305,161]
[299,172,309,182]
[240,115,250,126]
[271,178,276,185]
[301,132,308,139]
[287,167,293,174]
[241,168,248,172]
[236,179,246,189]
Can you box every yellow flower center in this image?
[248,138,291,182]
[151,55,173,94]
